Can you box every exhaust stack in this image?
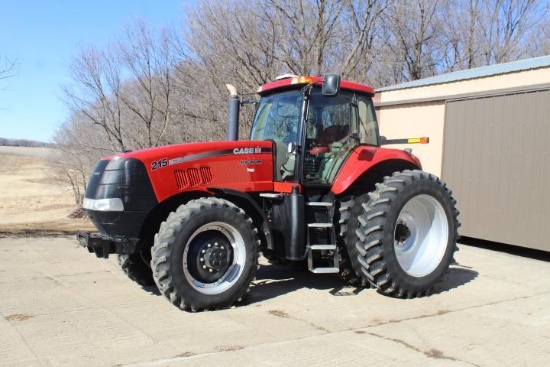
[226,84,240,141]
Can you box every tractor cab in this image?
[250,75,379,184]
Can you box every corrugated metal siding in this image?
[442,90,550,251]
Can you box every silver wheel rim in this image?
[183,222,246,295]
[394,194,449,277]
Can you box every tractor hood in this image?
[97,140,275,203]
[111,140,270,164]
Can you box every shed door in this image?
[442,89,550,251]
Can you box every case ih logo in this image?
[233,147,262,155]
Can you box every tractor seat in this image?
[310,125,349,154]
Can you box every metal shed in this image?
[375,56,550,251]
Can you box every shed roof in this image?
[377,55,550,92]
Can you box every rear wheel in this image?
[151,197,259,311]
[347,170,459,298]
[337,196,365,287]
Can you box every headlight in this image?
[83,198,124,212]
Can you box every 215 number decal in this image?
[151,158,168,171]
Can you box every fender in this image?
[331,146,422,195]
[209,187,266,221]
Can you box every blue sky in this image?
[0,0,194,143]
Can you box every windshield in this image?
[250,90,302,145]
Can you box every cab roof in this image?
[257,75,375,96]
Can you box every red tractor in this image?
[78,74,459,311]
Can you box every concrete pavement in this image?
[0,236,548,366]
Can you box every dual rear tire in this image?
[344,170,459,298]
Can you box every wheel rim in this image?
[393,194,449,277]
[183,222,246,295]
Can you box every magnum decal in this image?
[240,160,262,165]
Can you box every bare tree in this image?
[62,44,127,152]
[336,0,389,82]
[381,1,445,82]
[179,1,282,137]
[48,113,109,204]
[170,60,230,141]
[367,0,549,84]
[117,21,178,149]
[62,20,187,152]
[528,12,550,56]
[0,53,17,80]
[436,0,484,71]
[479,0,547,64]
[258,0,348,76]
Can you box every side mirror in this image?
[322,74,340,96]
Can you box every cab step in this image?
[307,244,340,274]
[306,201,339,274]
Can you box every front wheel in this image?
[347,170,459,298]
[118,252,155,286]
[151,197,259,311]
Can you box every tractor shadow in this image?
[243,259,478,305]
[142,284,161,296]
[138,258,478,305]
[244,261,346,304]
[433,264,478,295]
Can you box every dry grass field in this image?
[0,146,93,235]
